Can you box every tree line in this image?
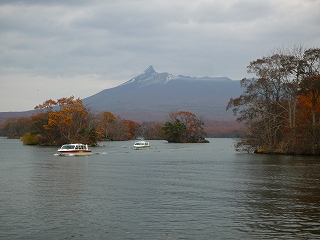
[1,96,208,145]
[227,46,320,155]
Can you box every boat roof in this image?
[62,143,87,146]
[134,141,149,145]
[64,143,85,145]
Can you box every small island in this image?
[163,111,209,143]
[1,97,209,146]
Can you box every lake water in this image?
[1,137,320,239]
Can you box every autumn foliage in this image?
[1,97,215,145]
[163,111,208,143]
[227,47,320,155]
[0,96,141,145]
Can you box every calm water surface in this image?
[1,137,320,239]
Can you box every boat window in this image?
[62,145,75,149]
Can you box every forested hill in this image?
[83,66,242,122]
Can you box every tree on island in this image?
[227,46,320,155]
[30,96,97,146]
[1,96,164,145]
[163,111,208,143]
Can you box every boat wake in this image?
[54,152,108,156]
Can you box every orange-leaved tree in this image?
[34,96,93,145]
[296,90,320,144]
[122,119,138,140]
[95,111,116,141]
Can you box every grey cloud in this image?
[0,0,319,111]
[0,0,91,6]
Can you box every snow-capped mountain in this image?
[82,66,242,122]
[121,65,232,88]
[0,66,243,123]
[120,65,172,86]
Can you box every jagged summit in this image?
[121,65,173,87]
[142,65,156,75]
[121,65,233,88]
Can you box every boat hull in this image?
[133,146,150,150]
[58,150,92,156]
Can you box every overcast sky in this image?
[1,0,319,112]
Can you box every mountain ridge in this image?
[82,66,242,122]
[0,66,243,123]
[120,65,232,88]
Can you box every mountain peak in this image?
[120,65,233,88]
[142,65,156,75]
[121,65,164,86]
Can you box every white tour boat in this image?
[58,143,92,156]
[133,141,150,150]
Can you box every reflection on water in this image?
[32,161,87,201]
[240,155,320,239]
[1,138,320,239]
